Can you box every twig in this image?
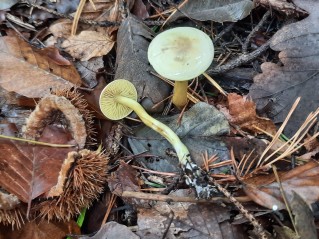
[121,190,251,203]
[0,134,75,148]
[207,41,270,74]
[208,178,272,239]
[243,11,271,54]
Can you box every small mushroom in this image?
[99,80,214,198]
[148,27,214,109]
[99,79,191,165]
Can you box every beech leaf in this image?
[0,125,75,203]
[0,36,81,98]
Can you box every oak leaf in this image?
[224,93,276,135]
[0,36,81,98]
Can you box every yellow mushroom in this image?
[148,27,214,109]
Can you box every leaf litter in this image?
[1,0,319,238]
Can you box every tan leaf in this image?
[0,36,81,98]
[61,28,115,61]
[243,161,319,210]
[227,93,276,135]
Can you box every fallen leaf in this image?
[0,125,75,203]
[225,93,277,135]
[131,0,149,20]
[249,0,319,136]
[75,56,104,88]
[0,36,81,98]
[39,46,71,66]
[136,190,244,239]
[243,161,319,210]
[115,15,170,113]
[168,0,254,22]
[108,162,142,205]
[61,28,115,61]
[128,102,230,173]
[82,221,139,239]
[290,192,317,238]
[0,219,80,239]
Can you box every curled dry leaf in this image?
[243,161,319,210]
[223,93,276,135]
[0,36,81,98]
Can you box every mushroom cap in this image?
[99,79,137,120]
[148,27,214,81]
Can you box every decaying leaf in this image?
[249,0,319,136]
[61,28,115,61]
[0,125,75,203]
[108,162,142,205]
[115,15,170,113]
[0,36,81,98]
[136,190,243,239]
[128,102,230,173]
[243,161,319,210]
[82,221,139,239]
[290,192,317,238]
[168,0,254,22]
[0,190,20,210]
[224,93,277,135]
[75,57,104,88]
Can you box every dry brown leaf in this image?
[0,219,80,239]
[0,37,81,98]
[0,36,81,98]
[108,162,141,205]
[0,125,75,203]
[243,161,319,210]
[226,93,276,135]
[61,28,115,61]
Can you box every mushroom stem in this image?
[115,95,191,165]
[172,81,189,109]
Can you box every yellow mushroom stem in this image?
[115,95,191,165]
[172,81,189,109]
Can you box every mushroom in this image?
[99,79,213,198]
[148,27,214,109]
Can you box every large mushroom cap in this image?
[99,79,137,120]
[148,27,214,81]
